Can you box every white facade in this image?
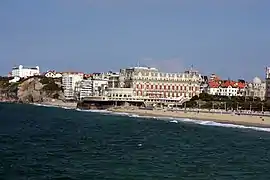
[92,79,108,96]
[11,65,40,78]
[77,79,93,100]
[44,71,62,78]
[62,73,84,100]
[74,78,109,100]
[209,86,241,96]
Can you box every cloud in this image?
[139,57,187,73]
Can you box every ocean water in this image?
[1,103,270,179]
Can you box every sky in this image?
[0,0,269,80]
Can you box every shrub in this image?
[53,93,60,99]
[43,82,61,91]
[40,77,54,84]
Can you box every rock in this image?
[16,77,64,103]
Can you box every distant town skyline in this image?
[1,0,269,80]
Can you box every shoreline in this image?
[33,100,77,109]
[109,107,270,128]
[3,100,270,129]
[0,99,78,109]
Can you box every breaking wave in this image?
[80,109,270,133]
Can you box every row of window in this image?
[136,84,199,91]
[137,91,195,98]
[133,77,201,82]
[109,94,132,98]
[216,89,238,92]
[134,72,199,78]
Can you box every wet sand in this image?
[110,108,270,127]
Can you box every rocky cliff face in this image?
[17,77,64,103]
[0,77,18,101]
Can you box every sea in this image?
[1,103,270,180]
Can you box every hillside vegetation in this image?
[0,76,64,103]
[184,92,269,111]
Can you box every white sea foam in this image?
[32,103,58,108]
[76,109,109,113]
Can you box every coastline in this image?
[109,107,270,128]
[33,99,77,109]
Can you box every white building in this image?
[208,80,245,97]
[75,79,108,100]
[76,79,93,100]
[92,79,108,96]
[11,65,40,78]
[44,71,62,78]
[73,74,110,100]
[62,72,84,100]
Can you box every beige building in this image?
[245,77,266,101]
[110,66,203,104]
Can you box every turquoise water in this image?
[1,103,270,179]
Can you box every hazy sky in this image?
[0,0,269,80]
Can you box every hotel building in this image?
[106,66,203,104]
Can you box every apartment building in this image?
[62,72,84,100]
[75,79,93,100]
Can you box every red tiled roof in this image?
[208,81,219,88]
[209,80,246,89]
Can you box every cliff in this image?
[0,76,64,103]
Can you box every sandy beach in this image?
[110,107,270,127]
